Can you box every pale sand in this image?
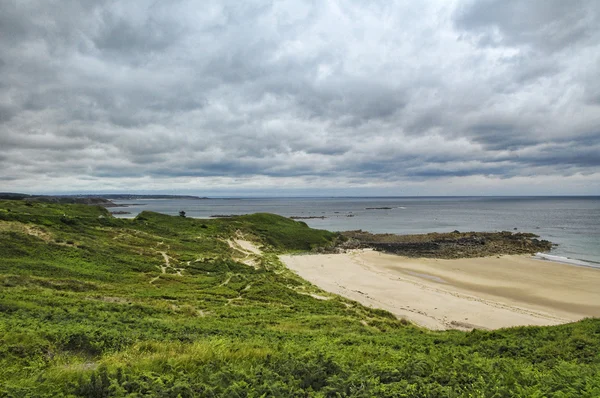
[224,238,263,268]
[280,250,600,330]
[234,239,262,255]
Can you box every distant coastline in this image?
[94,194,208,200]
[0,192,207,200]
[0,192,208,208]
[3,194,598,265]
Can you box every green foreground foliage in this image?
[0,200,599,397]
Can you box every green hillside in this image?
[1,200,599,397]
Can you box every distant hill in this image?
[0,193,121,207]
[0,192,31,200]
[98,194,207,200]
[0,193,207,206]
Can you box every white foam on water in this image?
[534,253,600,269]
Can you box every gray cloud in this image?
[0,0,599,195]
[455,0,600,53]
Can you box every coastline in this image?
[105,196,600,266]
[280,249,600,331]
[533,252,600,269]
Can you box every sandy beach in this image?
[280,250,600,330]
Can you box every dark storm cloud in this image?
[0,0,599,194]
[468,123,540,151]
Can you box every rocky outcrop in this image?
[338,230,553,259]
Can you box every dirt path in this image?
[158,251,169,273]
[150,246,184,284]
[150,232,263,285]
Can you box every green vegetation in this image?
[1,200,599,397]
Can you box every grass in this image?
[0,199,599,397]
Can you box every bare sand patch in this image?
[280,250,600,330]
[0,221,52,242]
[235,239,262,255]
[224,237,262,268]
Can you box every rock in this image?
[339,230,552,259]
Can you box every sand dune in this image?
[280,250,600,330]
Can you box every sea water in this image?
[112,196,600,266]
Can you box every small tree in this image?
[179,210,186,218]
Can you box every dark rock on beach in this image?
[336,230,553,259]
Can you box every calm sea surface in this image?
[113,197,600,266]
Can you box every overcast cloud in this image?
[1,0,599,195]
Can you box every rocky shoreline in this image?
[331,230,553,259]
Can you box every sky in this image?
[1,0,599,196]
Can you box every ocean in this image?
[112,196,600,266]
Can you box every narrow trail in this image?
[150,244,184,284]
[225,284,252,306]
[219,274,233,287]
[150,231,262,285]
[158,251,169,273]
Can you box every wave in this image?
[533,253,600,269]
